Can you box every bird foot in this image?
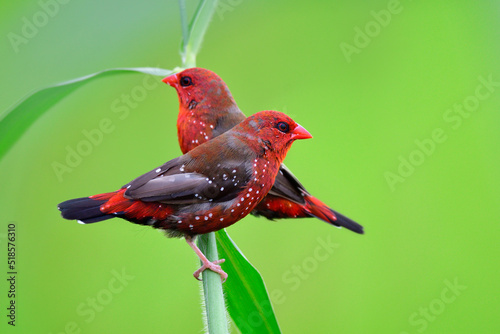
[193,259,228,283]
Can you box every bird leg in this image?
[185,236,228,283]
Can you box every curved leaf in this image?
[181,0,219,68]
[0,67,173,161]
[216,229,282,334]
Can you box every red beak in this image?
[291,124,313,140]
[162,73,179,87]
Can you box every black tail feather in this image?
[58,197,113,224]
[331,209,364,234]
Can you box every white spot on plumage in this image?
[204,216,208,220]
[195,216,200,220]
[189,224,193,230]
[156,168,161,173]
[209,213,213,218]
[231,209,234,212]
[220,218,224,221]
[220,187,224,191]
[77,220,86,225]
[232,169,236,173]
[256,190,260,194]
[177,220,182,224]
[180,165,185,172]
[237,203,241,206]
[241,198,244,201]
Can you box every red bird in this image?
[163,68,364,234]
[58,110,312,281]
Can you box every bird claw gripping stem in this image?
[193,258,227,283]
[186,236,228,283]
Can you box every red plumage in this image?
[58,110,311,280]
[164,68,364,234]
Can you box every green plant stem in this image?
[178,1,228,333]
[178,0,189,63]
[178,0,189,42]
[182,0,218,68]
[198,233,229,334]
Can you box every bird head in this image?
[162,68,237,111]
[239,110,312,160]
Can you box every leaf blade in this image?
[0,67,173,161]
[216,229,282,334]
[182,0,219,68]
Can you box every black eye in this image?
[180,76,192,87]
[276,122,289,133]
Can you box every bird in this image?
[163,68,364,234]
[58,110,312,281]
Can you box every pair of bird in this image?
[58,68,363,282]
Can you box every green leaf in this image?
[0,67,173,161]
[216,229,282,334]
[178,0,189,51]
[180,0,219,68]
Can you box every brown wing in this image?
[123,156,252,204]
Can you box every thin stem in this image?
[178,0,189,63]
[181,0,219,68]
[176,1,227,332]
[198,233,229,334]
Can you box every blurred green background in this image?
[1,0,499,333]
